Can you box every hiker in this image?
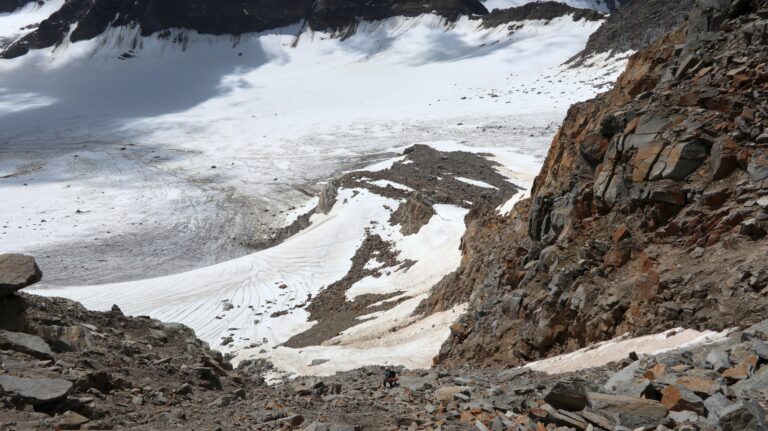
[383,369,398,388]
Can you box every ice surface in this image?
[35,186,469,376]
[1,14,623,272]
[5,10,631,373]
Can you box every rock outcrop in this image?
[481,1,604,29]
[572,0,697,61]
[0,0,488,59]
[426,0,768,367]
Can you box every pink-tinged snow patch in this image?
[523,328,731,374]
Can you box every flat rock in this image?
[611,377,657,398]
[674,376,720,397]
[0,375,73,404]
[0,330,54,360]
[398,373,436,391]
[722,363,751,381]
[588,392,668,428]
[434,385,472,402]
[0,254,42,297]
[57,411,90,430]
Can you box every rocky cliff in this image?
[0,0,488,59]
[428,0,768,367]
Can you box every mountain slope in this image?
[482,0,629,13]
[427,0,768,367]
[0,0,488,58]
[572,0,696,61]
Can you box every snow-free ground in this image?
[2,7,631,374]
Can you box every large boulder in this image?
[0,254,42,297]
[0,375,72,405]
[0,330,54,360]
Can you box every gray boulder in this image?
[603,360,642,392]
[0,330,54,359]
[0,254,42,297]
[704,393,735,421]
[705,349,731,372]
[741,320,768,341]
[719,400,768,431]
[732,365,768,397]
[0,375,72,404]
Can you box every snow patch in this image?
[455,176,497,189]
[523,328,732,374]
[282,196,319,227]
[368,179,413,191]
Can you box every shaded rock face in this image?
[1,0,488,58]
[0,254,42,298]
[310,0,487,31]
[572,0,696,61]
[426,0,768,367]
[481,1,604,29]
[0,0,35,13]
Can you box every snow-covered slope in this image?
[2,9,630,374]
[0,13,626,284]
[0,0,64,46]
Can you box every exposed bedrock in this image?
[427,0,768,367]
[572,0,697,62]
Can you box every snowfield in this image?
[1,14,624,283]
[36,182,471,376]
[2,6,632,374]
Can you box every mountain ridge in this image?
[1,0,489,58]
